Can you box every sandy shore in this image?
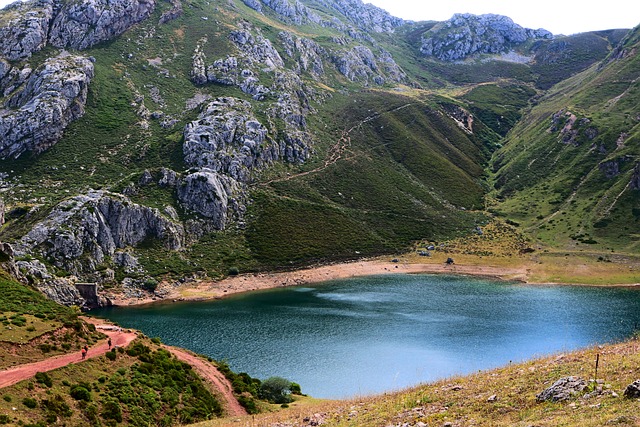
[107,258,531,306]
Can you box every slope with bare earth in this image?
[0,318,137,389]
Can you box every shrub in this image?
[70,384,92,401]
[39,343,52,353]
[41,394,72,418]
[102,399,123,423]
[22,397,37,409]
[26,325,36,332]
[0,414,10,424]
[2,396,10,402]
[259,377,293,404]
[105,350,117,361]
[35,372,53,387]
[228,266,240,276]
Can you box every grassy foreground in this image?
[198,338,640,427]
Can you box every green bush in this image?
[259,377,293,404]
[2,396,10,402]
[0,414,10,424]
[105,350,117,361]
[69,384,92,402]
[34,372,53,388]
[22,397,37,409]
[101,399,122,423]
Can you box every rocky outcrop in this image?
[159,0,182,24]
[331,45,407,85]
[0,0,54,61]
[14,190,184,276]
[183,97,278,182]
[0,52,94,159]
[314,0,403,33]
[0,242,19,278]
[177,170,242,229]
[421,13,553,61]
[278,31,326,78]
[0,0,155,60]
[245,0,402,35]
[536,376,587,402]
[48,0,155,50]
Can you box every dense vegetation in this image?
[0,338,225,426]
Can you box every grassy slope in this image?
[0,270,105,368]
[489,26,640,254]
[200,337,640,427]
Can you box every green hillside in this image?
[490,26,640,253]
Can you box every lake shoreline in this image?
[104,254,640,307]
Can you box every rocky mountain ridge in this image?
[420,13,553,61]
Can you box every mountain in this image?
[0,0,636,307]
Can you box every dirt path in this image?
[162,345,247,417]
[0,317,138,389]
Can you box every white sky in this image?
[0,0,638,35]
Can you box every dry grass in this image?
[195,338,640,427]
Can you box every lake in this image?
[94,274,640,398]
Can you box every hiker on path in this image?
[108,338,112,349]
[81,347,86,359]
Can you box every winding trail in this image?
[0,317,245,418]
[0,317,137,389]
[162,345,247,417]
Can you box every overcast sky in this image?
[0,0,637,36]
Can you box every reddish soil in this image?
[0,317,137,389]
[162,345,247,417]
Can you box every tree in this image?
[259,377,293,404]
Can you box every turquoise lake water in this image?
[94,274,640,398]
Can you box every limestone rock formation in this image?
[177,170,241,229]
[0,0,54,61]
[314,0,403,33]
[278,31,326,78]
[14,190,184,276]
[0,52,94,159]
[159,0,182,24]
[421,13,553,61]
[331,45,407,85]
[48,0,155,50]
[183,97,277,182]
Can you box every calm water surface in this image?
[95,274,640,398]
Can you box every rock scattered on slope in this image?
[623,380,640,398]
[536,376,587,402]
